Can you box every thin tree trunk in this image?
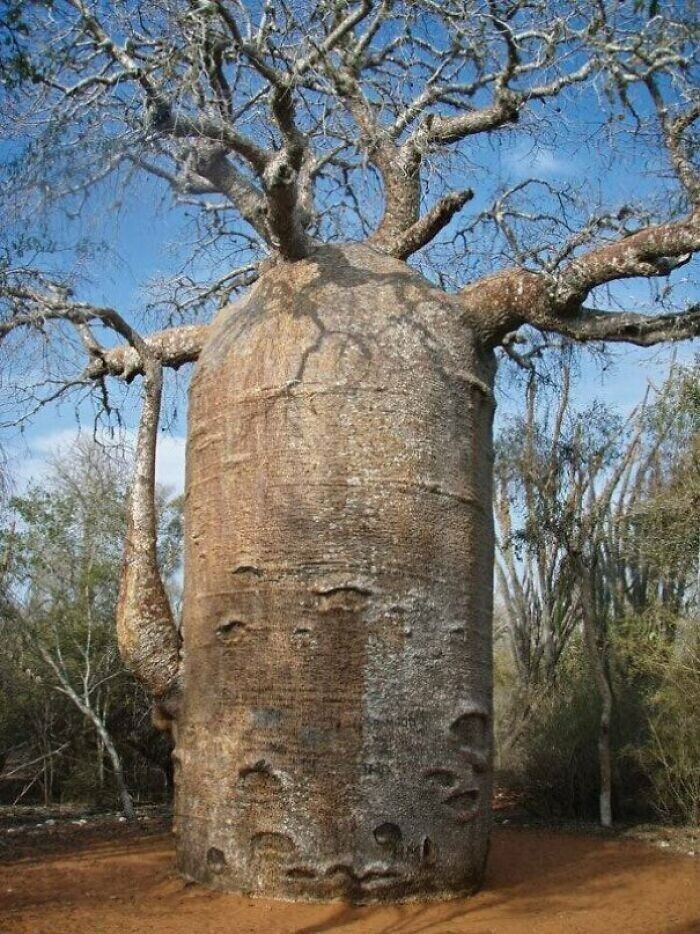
[93,719,136,820]
[577,561,613,828]
[43,756,49,807]
[97,734,105,787]
[38,646,136,820]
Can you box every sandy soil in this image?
[0,816,698,934]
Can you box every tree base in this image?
[175,826,490,904]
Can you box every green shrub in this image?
[511,644,654,821]
[633,621,700,825]
[514,660,601,819]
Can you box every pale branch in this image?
[0,283,209,381]
[147,106,270,175]
[406,56,593,156]
[66,0,158,97]
[294,0,373,78]
[313,14,423,252]
[668,103,700,204]
[116,361,181,714]
[63,0,313,260]
[211,0,287,88]
[84,324,210,381]
[362,141,419,252]
[555,213,700,307]
[460,256,700,349]
[355,49,594,249]
[643,80,700,205]
[149,265,260,319]
[417,91,521,148]
[386,188,474,260]
[523,61,597,105]
[1,287,148,358]
[67,1,243,166]
[148,107,311,258]
[531,303,700,347]
[183,148,269,241]
[320,55,412,249]
[195,3,316,259]
[500,332,536,371]
[297,143,349,223]
[129,155,218,197]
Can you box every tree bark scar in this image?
[177,243,495,901]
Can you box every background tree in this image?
[0,441,182,813]
[494,366,579,759]
[0,0,698,903]
[497,360,699,826]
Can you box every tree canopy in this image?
[0,0,698,431]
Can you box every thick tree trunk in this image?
[174,244,496,902]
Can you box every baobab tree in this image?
[1,0,699,903]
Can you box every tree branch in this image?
[532,303,700,347]
[460,261,700,349]
[385,188,474,259]
[84,324,210,381]
[555,212,700,307]
[1,281,210,381]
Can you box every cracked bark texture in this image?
[175,244,496,902]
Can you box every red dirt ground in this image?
[0,818,698,933]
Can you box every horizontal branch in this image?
[150,107,269,175]
[187,149,269,240]
[556,212,700,306]
[384,188,474,259]
[533,303,700,347]
[84,324,210,381]
[420,92,521,146]
[461,263,700,349]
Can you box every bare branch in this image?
[555,213,700,307]
[0,279,209,381]
[532,303,700,347]
[386,188,474,260]
[84,324,211,381]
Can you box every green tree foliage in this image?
[496,361,700,825]
[0,439,181,809]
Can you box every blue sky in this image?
[6,175,697,498]
[3,15,698,495]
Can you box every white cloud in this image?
[9,428,187,494]
[154,434,187,493]
[503,141,575,179]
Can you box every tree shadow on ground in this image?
[1,825,698,934]
[290,827,699,934]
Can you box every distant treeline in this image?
[1,362,698,826]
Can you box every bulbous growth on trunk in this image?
[176,243,496,902]
[117,364,181,715]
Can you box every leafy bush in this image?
[630,619,700,825]
[510,643,655,821]
[512,655,601,819]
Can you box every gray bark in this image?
[175,244,496,901]
[577,562,614,829]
